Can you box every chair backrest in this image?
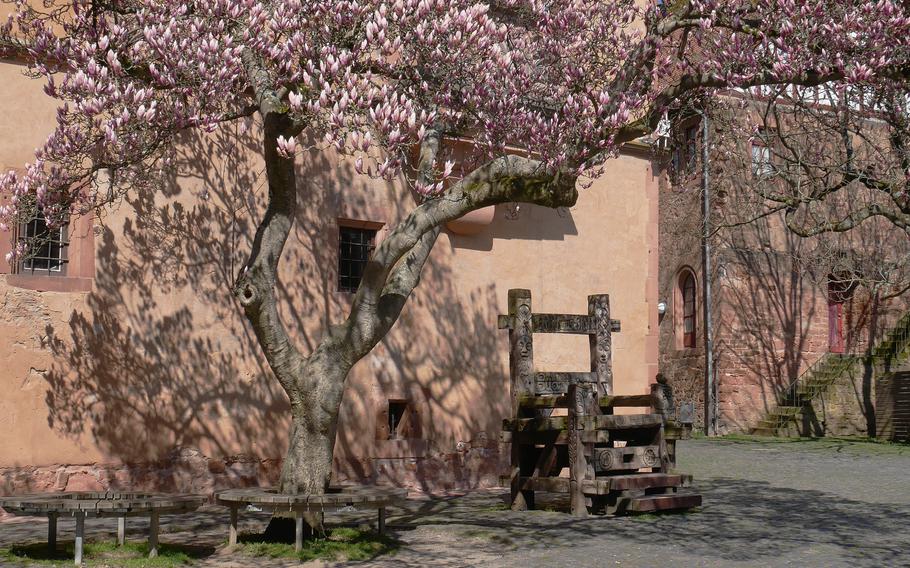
[498,289,621,412]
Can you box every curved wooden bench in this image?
[215,486,407,551]
[0,492,207,565]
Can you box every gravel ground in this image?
[1,438,908,567]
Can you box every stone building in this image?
[657,112,910,438]
[0,54,663,496]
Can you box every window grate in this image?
[15,216,69,276]
[338,226,376,293]
[682,273,696,348]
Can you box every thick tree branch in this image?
[339,154,577,357]
[784,202,910,236]
[373,225,443,341]
[232,51,305,403]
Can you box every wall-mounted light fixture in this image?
[657,301,667,315]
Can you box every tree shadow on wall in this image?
[38,119,512,491]
[715,220,818,432]
[333,264,509,492]
[716,216,906,435]
[38,122,301,488]
[329,154,510,491]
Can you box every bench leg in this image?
[148,512,159,558]
[228,506,238,547]
[117,516,126,546]
[294,513,304,553]
[47,513,57,553]
[74,513,85,566]
[378,507,386,535]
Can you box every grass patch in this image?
[478,502,510,513]
[709,434,910,455]
[0,540,206,566]
[235,527,398,562]
[459,528,514,547]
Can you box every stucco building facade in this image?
[657,115,910,437]
[0,56,663,497]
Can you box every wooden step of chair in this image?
[503,413,663,433]
[599,472,686,491]
[617,492,702,514]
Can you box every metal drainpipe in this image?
[700,112,717,436]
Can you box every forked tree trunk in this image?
[234,64,578,541]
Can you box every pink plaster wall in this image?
[0,59,660,494]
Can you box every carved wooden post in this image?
[568,383,592,517]
[589,294,613,397]
[508,289,535,511]
[509,289,535,406]
[652,374,676,470]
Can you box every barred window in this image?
[670,123,700,186]
[338,226,376,293]
[16,215,68,275]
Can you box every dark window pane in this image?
[338,226,377,292]
[682,273,696,348]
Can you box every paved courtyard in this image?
[1,438,908,567]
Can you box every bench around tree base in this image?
[0,491,207,566]
[214,486,408,552]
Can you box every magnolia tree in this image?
[1,0,907,505]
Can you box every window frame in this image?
[751,140,774,178]
[387,400,409,440]
[750,127,779,179]
[677,269,697,350]
[13,214,70,277]
[669,122,701,187]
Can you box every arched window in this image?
[678,270,697,349]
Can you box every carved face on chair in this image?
[517,336,531,358]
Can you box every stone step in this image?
[618,492,702,514]
[770,406,801,417]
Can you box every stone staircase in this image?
[751,311,910,437]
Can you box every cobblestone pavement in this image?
[1,438,908,567]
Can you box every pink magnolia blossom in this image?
[276,135,298,158]
[0,0,905,241]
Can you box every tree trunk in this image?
[278,352,349,495]
[234,66,579,540]
[262,351,349,540]
[279,412,335,494]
